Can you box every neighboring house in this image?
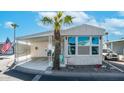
[107,39,124,61]
[107,39,124,55]
[16,24,105,67]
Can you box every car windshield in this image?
[103,49,108,53]
[103,49,113,53]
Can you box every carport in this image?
[16,32,54,64]
[14,57,49,74]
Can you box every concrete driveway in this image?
[107,60,124,71]
[14,57,49,74]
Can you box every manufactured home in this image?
[16,24,105,67]
[107,39,124,61]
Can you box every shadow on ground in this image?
[3,69,124,81]
[4,70,35,81]
[39,74,124,81]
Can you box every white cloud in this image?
[64,12,99,27]
[37,11,99,29]
[37,21,54,30]
[37,12,124,36]
[38,12,56,18]
[38,11,91,24]
[5,21,14,29]
[103,18,124,28]
[101,18,124,36]
[118,11,124,16]
[87,18,99,27]
[64,11,90,24]
[111,31,123,35]
[37,12,56,29]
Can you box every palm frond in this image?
[57,11,63,19]
[54,16,58,22]
[11,23,19,29]
[64,15,74,25]
[40,17,53,25]
[58,19,63,25]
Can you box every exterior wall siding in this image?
[112,42,124,55]
[66,55,102,65]
[64,35,103,65]
[62,24,104,36]
[31,42,48,57]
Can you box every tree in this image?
[40,12,73,70]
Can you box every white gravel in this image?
[0,55,21,81]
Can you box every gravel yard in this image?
[47,61,121,73]
[0,55,14,71]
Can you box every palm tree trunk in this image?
[53,30,61,70]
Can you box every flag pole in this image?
[14,28,16,64]
[10,28,16,68]
[7,23,18,69]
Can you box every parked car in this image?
[102,48,119,61]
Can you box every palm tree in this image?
[11,23,19,63]
[40,11,73,70]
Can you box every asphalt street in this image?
[39,72,124,81]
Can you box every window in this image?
[68,46,76,55]
[78,36,90,55]
[92,36,99,45]
[92,36,99,55]
[78,36,90,46]
[92,46,99,55]
[67,36,100,55]
[68,37,76,46]
[68,37,76,55]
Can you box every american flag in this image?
[1,38,12,54]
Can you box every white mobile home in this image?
[16,24,105,67]
[107,39,124,61]
[107,39,124,55]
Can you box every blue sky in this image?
[0,11,124,42]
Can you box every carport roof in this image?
[108,39,124,43]
[17,24,105,40]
